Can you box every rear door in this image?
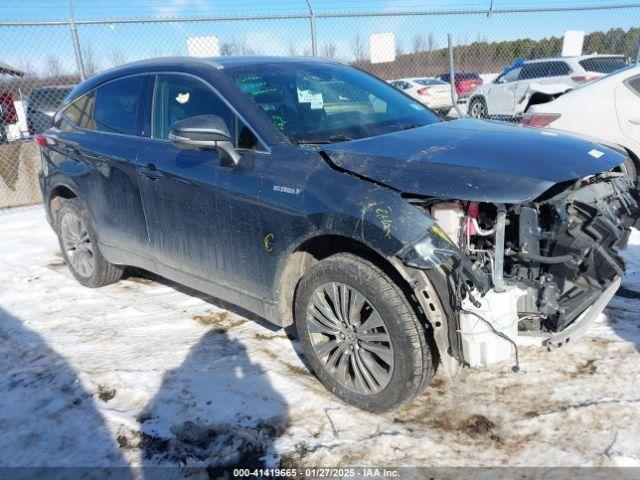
[513,61,572,114]
[52,75,153,266]
[136,73,269,298]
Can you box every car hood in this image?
[321,118,627,203]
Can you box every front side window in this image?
[94,76,145,136]
[152,74,233,140]
[224,62,440,144]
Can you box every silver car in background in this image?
[467,54,628,119]
[389,77,453,114]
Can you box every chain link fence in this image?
[1,2,640,209]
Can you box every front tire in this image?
[55,198,124,288]
[294,253,435,412]
[468,97,488,119]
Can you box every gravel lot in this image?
[1,205,640,472]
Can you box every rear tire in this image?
[294,253,435,412]
[55,198,124,288]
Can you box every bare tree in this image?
[236,38,256,56]
[45,55,63,78]
[108,49,126,67]
[351,33,366,62]
[395,38,403,57]
[288,42,298,56]
[220,41,236,56]
[412,33,427,53]
[427,32,436,66]
[321,43,337,59]
[82,45,99,77]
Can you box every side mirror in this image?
[169,114,240,165]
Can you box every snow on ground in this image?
[1,205,640,471]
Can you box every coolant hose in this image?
[493,206,507,293]
[512,251,577,264]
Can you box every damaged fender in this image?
[515,82,572,117]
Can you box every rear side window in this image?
[519,61,571,80]
[579,57,627,74]
[61,91,96,130]
[94,76,145,136]
[152,74,233,140]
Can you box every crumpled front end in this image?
[401,169,639,369]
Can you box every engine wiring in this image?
[450,200,521,374]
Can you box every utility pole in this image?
[305,0,318,56]
[68,0,85,81]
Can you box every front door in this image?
[486,66,521,116]
[137,73,269,300]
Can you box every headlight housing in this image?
[399,225,460,269]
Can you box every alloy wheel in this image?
[306,282,394,395]
[469,99,487,118]
[60,212,94,278]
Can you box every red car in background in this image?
[436,72,483,101]
[0,92,18,143]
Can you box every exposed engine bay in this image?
[410,170,639,368]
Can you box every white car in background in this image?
[523,65,640,177]
[468,54,628,120]
[389,77,453,114]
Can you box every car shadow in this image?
[137,328,290,478]
[606,235,640,351]
[0,306,133,478]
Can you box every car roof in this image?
[69,56,341,100]
[524,53,625,64]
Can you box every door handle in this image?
[629,119,640,126]
[138,163,163,180]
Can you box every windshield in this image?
[224,62,440,144]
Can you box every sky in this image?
[1,0,639,76]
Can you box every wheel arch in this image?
[48,183,79,224]
[275,234,422,329]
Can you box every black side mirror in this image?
[169,114,240,165]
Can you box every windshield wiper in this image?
[297,134,353,145]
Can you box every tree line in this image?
[354,27,640,79]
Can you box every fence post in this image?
[448,33,466,117]
[68,0,85,81]
[306,0,318,56]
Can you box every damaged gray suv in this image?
[38,56,640,411]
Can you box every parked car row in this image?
[468,54,627,119]
[387,54,628,121]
